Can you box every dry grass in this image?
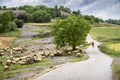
[25,23,53,26]
[108,43,120,52]
[0,37,16,48]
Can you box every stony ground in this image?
[1,25,78,80]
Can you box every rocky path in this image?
[30,35,113,80]
[14,25,55,52]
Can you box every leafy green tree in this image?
[73,10,81,15]
[9,11,16,21]
[17,13,29,22]
[15,20,24,28]
[54,5,61,17]
[59,5,64,11]
[59,5,71,13]
[3,6,6,10]
[47,8,56,18]
[9,21,17,31]
[51,15,91,50]
[0,12,11,33]
[83,15,94,24]
[32,10,51,23]
[105,19,120,25]
[0,6,2,10]
[55,5,58,10]
[25,7,34,13]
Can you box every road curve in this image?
[31,35,113,80]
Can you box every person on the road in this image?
[92,41,94,47]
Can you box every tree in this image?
[17,13,29,23]
[3,6,6,10]
[47,8,56,18]
[51,15,91,50]
[15,20,24,28]
[0,12,11,33]
[59,5,64,11]
[73,10,81,15]
[54,5,61,17]
[0,6,2,10]
[9,11,16,21]
[32,10,51,23]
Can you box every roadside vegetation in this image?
[90,24,120,80]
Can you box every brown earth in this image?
[0,37,16,48]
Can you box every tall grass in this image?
[99,43,120,57]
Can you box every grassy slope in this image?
[90,27,120,42]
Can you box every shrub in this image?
[32,10,51,23]
[0,12,11,33]
[15,20,24,28]
[17,13,29,23]
[9,22,17,31]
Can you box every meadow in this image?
[90,26,120,42]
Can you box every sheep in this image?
[4,65,10,71]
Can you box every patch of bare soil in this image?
[0,37,16,48]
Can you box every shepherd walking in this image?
[92,41,94,47]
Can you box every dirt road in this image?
[31,35,113,80]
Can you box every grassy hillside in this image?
[90,27,120,42]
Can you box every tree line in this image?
[1,5,119,33]
[0,5,105,23]
[105,19,120,25]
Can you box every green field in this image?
[90,27,120,42]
